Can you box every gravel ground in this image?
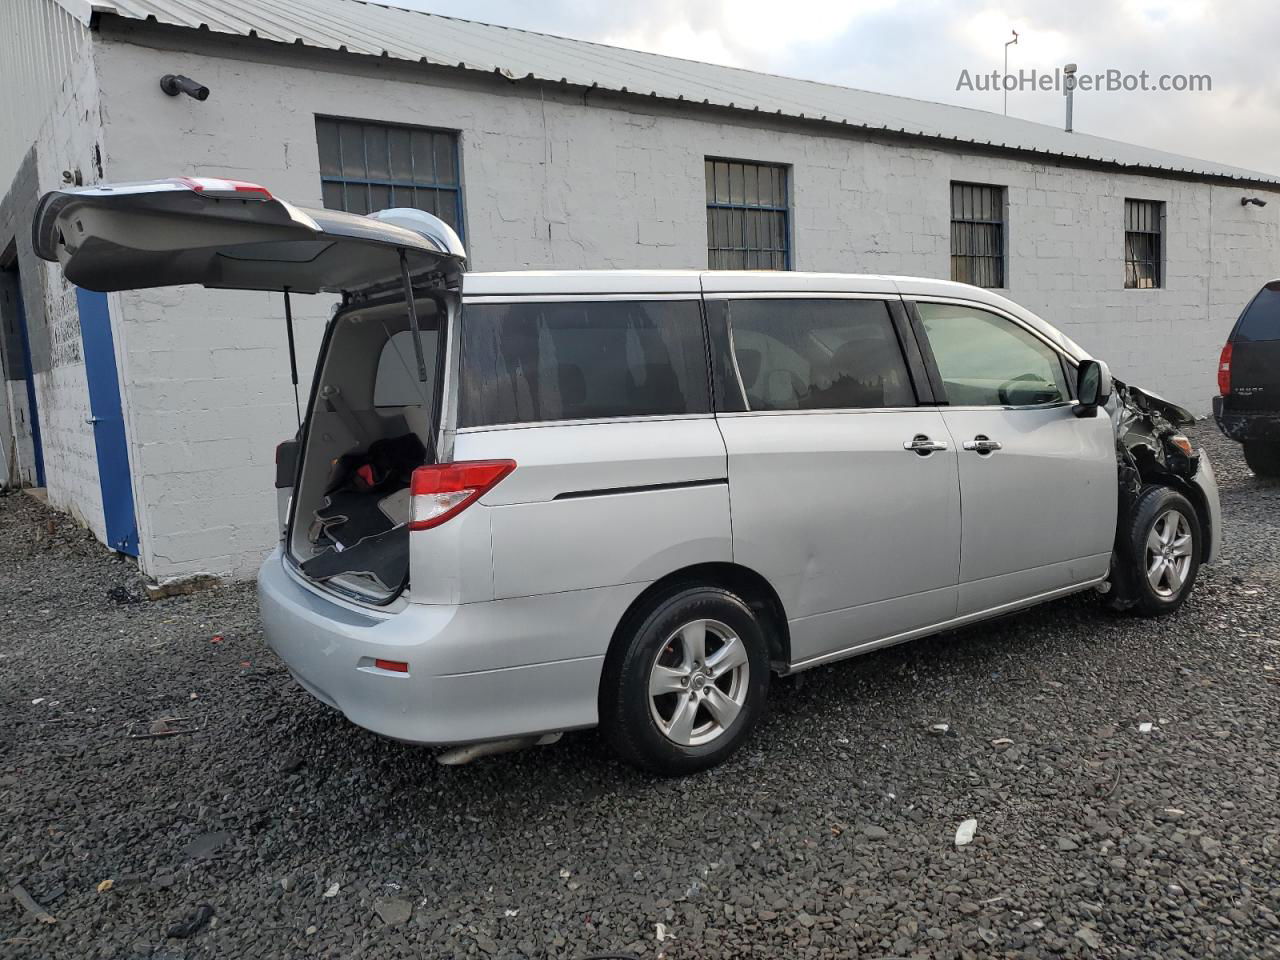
[2,427,1279,960]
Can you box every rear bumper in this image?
[1213,396,1280,442]
[1191,451,1222,564]
[256,548,608,744]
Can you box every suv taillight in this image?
[408,460,516,531]
[1217,342,1233,396]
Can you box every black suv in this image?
[1215,280,1280,477]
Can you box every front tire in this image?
[1243,440,1280,478]
[601,586,770,776]
[1118,485,1201,617]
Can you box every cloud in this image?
[600,0,893,68]
[387,0,1280,175]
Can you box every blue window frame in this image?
[316,117,464,238]
[705,158,790,270]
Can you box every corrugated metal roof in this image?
[73,0,1280,184]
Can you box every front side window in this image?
[720,299,914,411]
[316,117,463,234]
[1124,198,1163,289]
[705,159,790,270]
[458,300,708,427]
[950,182,1006,288]
[916,302,1069,406]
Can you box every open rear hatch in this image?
[33,177,466,601]
[33,177,463,294]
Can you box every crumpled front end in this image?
[1109,381,1198,492]
[1106,380,1222,593]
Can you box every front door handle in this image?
[904,434,948,455]
[962,435,1003,454]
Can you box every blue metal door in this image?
[77,289,139,556]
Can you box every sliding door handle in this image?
[904,435,948,454]
[962,435,1003,454]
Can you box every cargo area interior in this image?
[287,297,444,598]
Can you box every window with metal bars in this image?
[315,117,463,238]
[950,182,1006,288]
[705,159,790,270]
[1124,198,1163,289]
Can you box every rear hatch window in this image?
[1235,281,1280,342]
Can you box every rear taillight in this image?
[408,460,516,531]
[1217,342,1233,396]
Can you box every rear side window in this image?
[1234,282,1280,342]
[458,300,709,427]
[719,299,915,411]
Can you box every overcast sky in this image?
[385,0,1279,176]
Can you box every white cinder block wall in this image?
[0,8,109,536]
[36,27,1280,579]
[34,46,112,538]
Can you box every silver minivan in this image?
[35,180,1221,775]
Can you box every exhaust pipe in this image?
[436,732,562,766]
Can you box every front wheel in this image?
[1243,440,1280,478]
[1117,485,1201,617]
[601,586,770,776]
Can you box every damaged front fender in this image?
[1108,379,1199,494]
[1103,378,1214,607]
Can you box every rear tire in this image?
[1243,440,1280,478]
[601,586,770,776]
[1118,485,1201,617]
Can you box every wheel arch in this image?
[1134,463,1213,564]
[1110,464,1209,611]
[605,562,792,675]
[1175,476,1213,564]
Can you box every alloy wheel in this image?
[648,618,751,747]
[1145,509,1193,598]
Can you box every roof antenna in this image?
[282,287,302,428]
[1003,30,1018,116]
[399,249,430,383]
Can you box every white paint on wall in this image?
[30,31,110,540]
[0,378,12,487]
[0,0,107,536]
[0,0,91,193]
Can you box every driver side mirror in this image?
[1074,359,1112,417]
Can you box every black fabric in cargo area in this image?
[300,526,409,589]
[299,431,424,590]
[328,432,425,495]
[312,489,398,550]
[308,431,423,549]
